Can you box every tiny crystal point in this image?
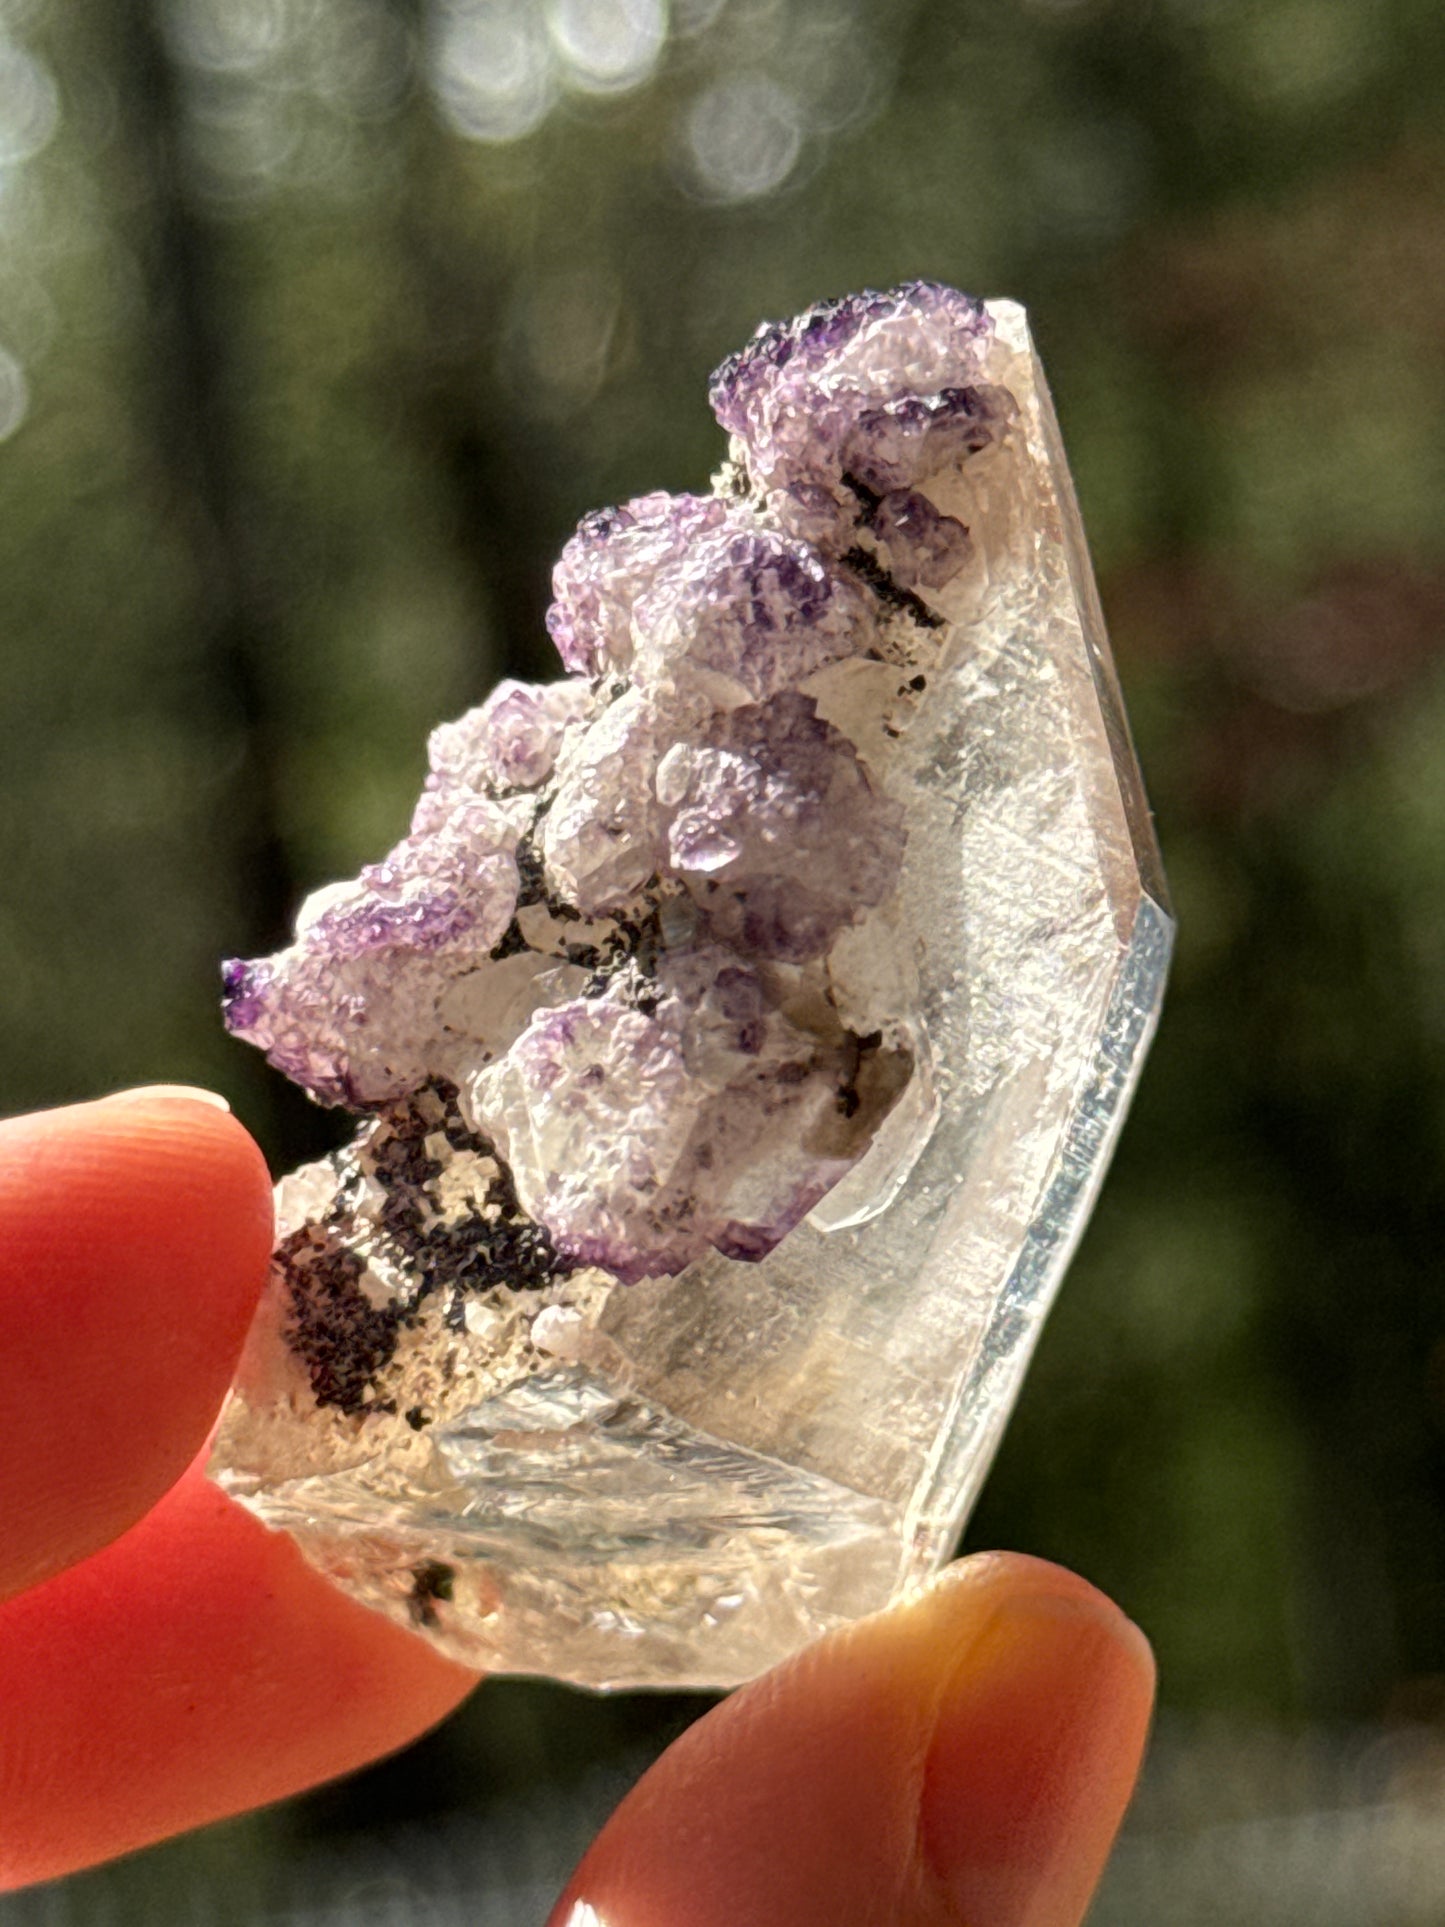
[211,286,1171,1690]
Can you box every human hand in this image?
[0,1089,1154,1923]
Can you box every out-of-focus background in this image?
[1,0,1443,1919]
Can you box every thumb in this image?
[549,1553,1153,1927]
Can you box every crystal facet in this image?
[210,286,1172,1690]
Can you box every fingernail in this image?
[920,1571,1154,1927]
[104,1085,232,1113]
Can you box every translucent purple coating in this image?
[709,281,1015,596]
[310,888,478,956]
[546,492,737,678]
[223,797,520,1107]
[634,525,871,701]
[470,948,861,1281]
[541,687,674,915]
[427,678,593,798]
[225,282,1014,1282]
[838,387,1013,495]
[660,693,906,962]
[868,489,973,592]
[709,281,992,457]
[542,677,901,949]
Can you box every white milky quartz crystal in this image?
[210,287,1171,1690]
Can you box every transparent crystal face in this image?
[211,296,1171,1690]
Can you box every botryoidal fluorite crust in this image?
[210,286,1171,1690]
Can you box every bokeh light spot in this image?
[165,0,291,76]
[670,0,727,36]
[509,264,623,414]
[185,86,301,201]
[683,73,802,201]
[0,342,30,440]
[0,40,59,165]
[432,0,557,144]
[1234,0,1381,108]
[546,0,668,96]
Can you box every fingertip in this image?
[103,1084,233,1112]
[0,1091,274,1598]
[912,1550,1156,1706]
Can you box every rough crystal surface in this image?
[211,286,1171,1691]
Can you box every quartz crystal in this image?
[210,285,1171,1690]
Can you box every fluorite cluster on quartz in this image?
[211,284,1171,1690]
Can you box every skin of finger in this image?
[0,1462,479,1891]
[547,1553,1154,1927]
[0,1094,275,1599]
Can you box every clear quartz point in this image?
[210,289,1171,1690]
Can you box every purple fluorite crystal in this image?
[470,946,881,1283]
[225,281,1019,1283]
[546,491,734,678]
[710,280,1015,599]
[661,693,905,962]
[633,522,870,700]
[426,677,593,799]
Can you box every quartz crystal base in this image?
[211,294,1171,1691]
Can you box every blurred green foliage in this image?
[3,0,1445,1904]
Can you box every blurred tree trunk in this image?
[382,0,564,684]
[107,0,339,1161]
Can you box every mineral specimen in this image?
[210,284,1171,1690]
